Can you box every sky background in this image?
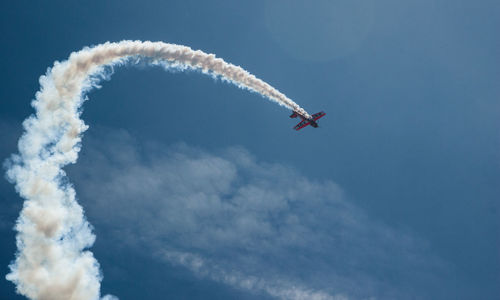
[0,0,499,299]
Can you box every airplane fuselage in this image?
[290,110,325,130]
[299,115,318,127]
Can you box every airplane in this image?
[290,111,326,131]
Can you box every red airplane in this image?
[290,111,326,130]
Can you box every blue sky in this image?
[0,1,499,299]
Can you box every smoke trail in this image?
[5,40,310,300]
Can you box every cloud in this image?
[163,250,343,300]
[70,128,452,300]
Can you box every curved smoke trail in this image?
[5,40,310,300]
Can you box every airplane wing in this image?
[312,111,326,121]
[294,119,310,130]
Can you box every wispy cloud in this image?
[71,128,452,300]
[163,250,344,300]
[0,120,24,231]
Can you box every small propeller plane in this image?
[290,111,326,131]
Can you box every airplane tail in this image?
[290,112,298,118]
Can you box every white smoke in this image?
[5,40,311,300]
